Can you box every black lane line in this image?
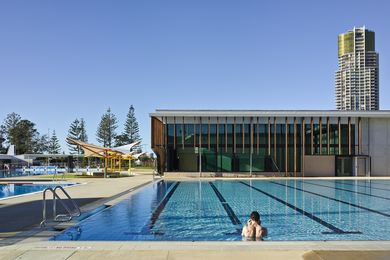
[209,182,242,226]
[270,181,390,219]
[346,180,390,189]
[301,181,390,201]
[326,180,390,192]
[140,181,180,234]
[238,181,357,234]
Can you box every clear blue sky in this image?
[0,0,389,153]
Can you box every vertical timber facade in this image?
[151,110,390,177]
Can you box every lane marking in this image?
[302,181,390,201]
[239,181,359,234]
[140,181,180,234]
[209,182,241,226]
[270,181,390,218]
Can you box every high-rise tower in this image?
[335,27,379,110]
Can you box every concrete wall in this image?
[369,118,390,176]
[304,155,335,177]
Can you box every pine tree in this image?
[120,105,142,151]
[0,112,21,147]
[96,107,118,147]
[34,134,48,154]
[79,118,88,142]
[67,119,81,154]
[9,119,39,154]
[47,130,61,154]
[0,131,6,154]
[66,118,88,154]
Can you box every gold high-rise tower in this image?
[335,27,379,110]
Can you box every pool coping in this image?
[163,176,390,180]
[2,240,390,251]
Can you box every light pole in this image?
[199,146,202,178]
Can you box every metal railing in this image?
[269,157,282,177]
[52,170,65,182]
[40,186,81,227]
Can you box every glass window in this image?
[276,124,285,172]
[322,123,328,154]
[253,124,258,152]
[184,124,194,146]
[203,148,217,172]
[236,124,242,147]
[259,124,267,145]
[167,124,175,145]
[244,124,250,149]
[295,124,301,172]
[175,123,183,147]
[201,124,208,147]
[227,124,233,146]
[340,124,349,155]
[236,124,244,153]
[195,124,200,147]
[313,124,320,155]
[270,123,275,159]
[218,151,233,172]
[351,124,355,154]
[219,124,225,150]
[305,124,311,155]
[210,124,217,146]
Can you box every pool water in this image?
[53,179,390,241]
[0,183,73,199]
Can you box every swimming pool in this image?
[0,183,73,199]
[52,179,390,241]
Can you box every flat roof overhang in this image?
[150,109,390,120]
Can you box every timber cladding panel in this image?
[151,116,165,173]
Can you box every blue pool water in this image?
[0,183,73,199]
[53,179,390,241]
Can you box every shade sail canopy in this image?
[66,138,143,159]
[111,141,141,154]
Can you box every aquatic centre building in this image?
[151,110,390,177]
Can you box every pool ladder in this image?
[40,186,81,227]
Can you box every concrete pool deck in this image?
[0,173,156,244]
[1,174,390,259]
[0,241,390,259]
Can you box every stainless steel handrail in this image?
[40,186,81,227]
[41,187,55,227]
[54,186,81,219]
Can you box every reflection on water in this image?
[0,170,25,178]
[52,180,390,241]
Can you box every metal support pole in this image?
[104,153,107,178]
[199,147,202,178]
[119,158,121,173]
[285,117,288,177]
[199,117,202,178]
[130,159,132,176]
[302,118,305,178]
[250,118,253,177]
